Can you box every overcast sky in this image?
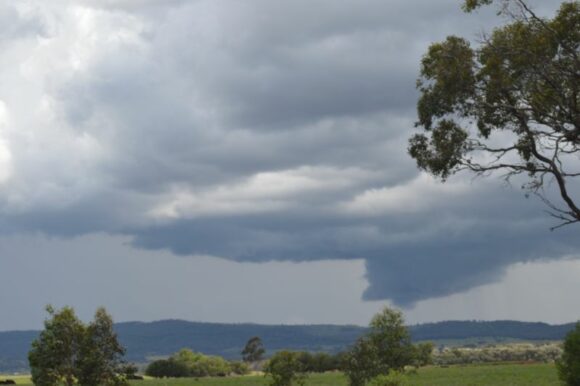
[0,0,578,331]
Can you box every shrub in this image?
[264,351,307,386]
[230,361,251,375]
[189,355,231,377]
[145,349,234,378]
[558,322,580,386]
[368,371,409,386]
[145,359,189,378]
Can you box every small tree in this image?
[344,307,415,386]
[242,336,266,363]
[343,337,381,386]
[28,306,84,386]
[76,308,127,386]
[264,351,307,386]
[557,322,580,386]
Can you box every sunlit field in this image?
[1,363,559,386]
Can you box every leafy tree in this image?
[264,351,308,386]
[76,308,127,386]
[28,306,85,386]
[344,307,415,386]
[409,0,580,228]
[28,306,128,386]
[367,308,415,371]
[343,337,382,386]
[242,336,266,363]
[557,322,580,386]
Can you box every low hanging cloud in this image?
[0,0,575,307]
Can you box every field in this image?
[1,363,560,386]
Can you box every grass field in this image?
[1,363,560,386]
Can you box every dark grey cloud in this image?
[127,176,580,306]
[0,0,573,311]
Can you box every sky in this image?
[0,0,578,331]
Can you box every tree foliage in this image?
[343,307,415,386]
[242,336,266,363]
[557,322,580,386]
[77,308,127,386]
[28,306,128,386]
[145,349,234,378]
[409,0,580,228]
[368,371,409,386]
[264,351,308,386]
[28,306,85,386]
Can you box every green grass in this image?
[408,363,559,386]
[0,375,33,385]
[3,363,560,386]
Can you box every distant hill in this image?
[0,319,575,373]
[410,320,576,341]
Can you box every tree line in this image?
[23,304,580,386]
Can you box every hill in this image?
[0,319,575,373]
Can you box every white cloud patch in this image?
[342,173,470,216]
[150,166,380,219]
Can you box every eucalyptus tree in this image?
[409,0,580,228]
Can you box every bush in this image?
[264,351,307,386]
[558,322,580,386]
[368,371,409,386]
[296,352,342,373]
[145,349,232,378]
[412,342,434,367]
[229,361,251,375]
[145,359,189,378]
[189,355,231,377]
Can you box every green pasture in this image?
[1,363,560,386]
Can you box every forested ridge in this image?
[0,319,575,372]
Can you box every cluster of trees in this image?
[27,306,131,386]
[433,343,562,365]
[25,307,580,386]
[264,307,434,386]
[145,349,249,378]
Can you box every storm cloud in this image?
[0,0,576,309]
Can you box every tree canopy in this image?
[242,336,266,363]
[28,306,128,386]
[264,351,308,386]
[409,0,580,228]
[343,307,415,386]
[557,322,580,386]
